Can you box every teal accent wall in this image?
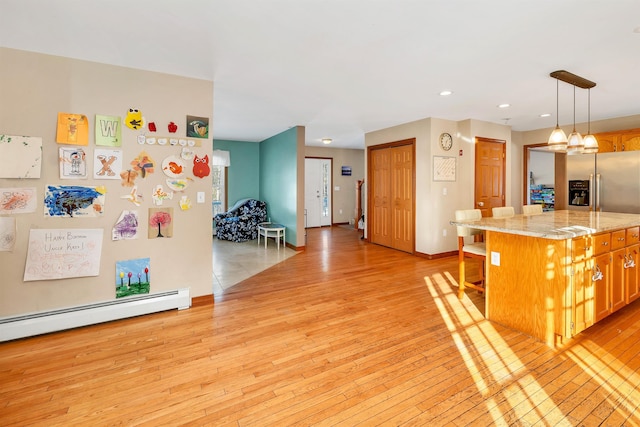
[213,139,260,206]
[259,128,299,244]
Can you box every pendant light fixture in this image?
[566,84,584,155]
[548,70,597,154]
[547,78,567,151]
[582,88,599,154]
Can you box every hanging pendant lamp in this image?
[548,78,567,151]
[582,88,599,154]
[566,84,584,155]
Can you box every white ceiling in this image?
[2,0,639,149]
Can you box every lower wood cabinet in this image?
[572,258,595,335]
[611,247,627,313]
[593,251,612,323]
[625,243,640,303]
[572,228,640,335]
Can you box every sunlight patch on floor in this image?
[424,272,567,424]
[563,336,640,421]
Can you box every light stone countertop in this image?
[450,210,640,240]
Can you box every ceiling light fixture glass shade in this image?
[548,125,568,150]
[566,130,584,155]
[565,85,584,155]
[548,79,567,151]
[322,138,332,145]
[582,134,599,154]
[582,88,599,154]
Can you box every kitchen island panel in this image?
[486,231,569,345]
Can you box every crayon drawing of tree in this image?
[149,208,173,238]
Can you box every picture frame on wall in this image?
[433,156,456,182]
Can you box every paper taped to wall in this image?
[24,229,104,281]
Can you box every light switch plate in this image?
[197,192,205,203]
[491,251,501,266]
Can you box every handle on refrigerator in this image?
[589,173,594,211]
[595,173,601,211]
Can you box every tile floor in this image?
[212,235,298,295]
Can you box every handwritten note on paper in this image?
[24,229,104,281]
[433,156,456,182]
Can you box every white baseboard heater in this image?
[0,288,191,342]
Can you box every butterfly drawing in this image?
[120,169,139,187]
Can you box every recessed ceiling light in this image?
[322,138,332,145]
[539,113,551,118]
[498,103,511,109]
[439,90,453,96]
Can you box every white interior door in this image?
[305,158,331,227]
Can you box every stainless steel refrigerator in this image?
[566,150,640,213]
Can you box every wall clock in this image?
[439,132,453,151]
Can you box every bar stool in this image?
[492,206,515,218]
[522,204,543,215]
[455,209,486,299]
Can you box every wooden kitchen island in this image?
[452,210,640,346]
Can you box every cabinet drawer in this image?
[593,233,611,256]
[611,229,627,250]
[627,227,640,245]
[571,236,591,262]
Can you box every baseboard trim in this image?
[191,295,214,307]
[287,242,305,251]
[415,250,457,260]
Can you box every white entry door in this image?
[305,158,332,228]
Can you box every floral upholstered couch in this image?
[214,199,267,242]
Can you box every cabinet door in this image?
[593,133,619,153]
[573,259,594,335]
[594,252,611,322]
[611,248,627,313]
[620,133,640,151]
[626,244,640,303]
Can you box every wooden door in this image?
[370,148,392,247]
[594,252,612,322]
[391,144,414,253]
[475,138,505,217]
[368,140,415,253]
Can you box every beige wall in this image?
[0,48,214,317]
[365,117,513,256]
[305,146,365,224]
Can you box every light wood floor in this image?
[2,226,640,426]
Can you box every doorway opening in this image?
[305,157,332,228]
[211,164,227,217]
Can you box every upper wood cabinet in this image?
[621,132,640,151]
[593,128,640,153]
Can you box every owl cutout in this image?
[125,108,145,130]
[192,154,210,178]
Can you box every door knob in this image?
[477,202,484,207]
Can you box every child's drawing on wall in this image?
[59,147,88,179]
